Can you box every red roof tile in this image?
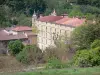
[38,16,63,22]
[55,17,71,24]
[62,18,85,27]
[0,30,27,41]
[12,26,32,31]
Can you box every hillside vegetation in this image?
[0,0,100,27]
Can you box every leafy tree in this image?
[76,0,100,8]
[69,5,84,17]
[72,21,100,50]
[0,0,6,5]
[8,40,24,55]
[16,45,43,64]
[6,0,25,12]
[91,39,100,49]
[44,34,73,62]
[17,14,32,26]
[73,39,100,67]
[46,57,64,69]
[0,6,6,27]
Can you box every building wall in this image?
[33,20,74,51]
[28,35,37,45]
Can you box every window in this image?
[46,39,47,44]
[55,29,56,33]
[60,30,61,34]
[50,27,52,33]
[65,31,67,35]
[46,32,47,38]
[46,27,47,32]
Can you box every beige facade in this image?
[32,10,85,50]
[32,20,74,50]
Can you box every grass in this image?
[1,67,100,75]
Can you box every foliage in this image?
[46,57,70,69]
[8,40,24,55]
[32,25,39,33]
[91,39,100,49]
[0,0,100,28]
[79,5,100,14]
[4,67,100,75]
[69,5,84,17]
[76,0,100,8]
[16,45,43,64]
[85,13,95,20]
[44,47,59,61]
[73,39,100,67]
[17,14,32,26]
[46,57,63,69]
[73,50,92,67]
[0,6,6,27]
[72,22,100,50]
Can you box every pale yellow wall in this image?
[32,19,74,50]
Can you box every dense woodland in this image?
[0,0,100,27]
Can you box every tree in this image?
[0,6,6,27]
[91,39,100,49]
[76,0,100,8]
[72,21,100,50]
[8,40,24,55]
[73,39,100,67]
[16,45,43,64]
[44,34,74,62]
[17,14,32,26]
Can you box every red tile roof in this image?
[38,16,63,22]
[55,17,71,24]
[0,30,27,41]
[12,26,32,31]
[38,15,85,27]
[62,18,85,27]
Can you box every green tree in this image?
[72,21,100,50]
[76,0,100,8]
[69,5,84,17]
[73,39,100,67]
[16,45,43,64]
[8,40,24,55]
[17,14,32,26]
[0,6,6,27]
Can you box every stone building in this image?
[32,10,85,50]
[0,26,37,54]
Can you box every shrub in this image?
[16,45,43,65]
[73,40,100,67]
[90,47,100,66]
[91,39,100,49]
[46,57,64,69]
[43,47,59,61]
[46,57,72,69]
[8,40,24,55]
[73,50,92,67]
[72,22,100,50]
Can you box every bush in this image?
[8,40,24,55]
[72,22,100,50]
[46,57,72,69]
[73,40,100,67]
[46,57,65,69]
[16,45,43,65]
[73,50,92,67]
[43,47,59,61]
[91,39,100,49]
[90,47,100,66]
